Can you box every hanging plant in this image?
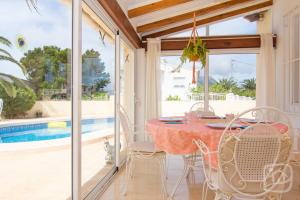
[179,13,208,84]
[180,37,208,67]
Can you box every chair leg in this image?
[169,162,190,198]
[129,157,135,179]
[157,156,168,199]
[164,155,168,180]
[123,155,131,195]
[202,181,209,200]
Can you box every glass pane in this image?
[160,56,205,116]
[209,17,257,36]
[208,54,256,116]
[81,3,116,197]
[120,41,134,161]
[0,1,72,199]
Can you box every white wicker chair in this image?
[194,107,294,200]
[119,106,167,199]
[189,101,215,115]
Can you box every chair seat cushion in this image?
[131,141,164,153]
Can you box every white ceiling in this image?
[116,0,271,37]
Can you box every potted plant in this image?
[180,37,208,67]
[176,13,209,84]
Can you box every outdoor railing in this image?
[188,93,226,101]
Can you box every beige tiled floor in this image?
[99,155,300,200]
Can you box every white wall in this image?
[272,0,300,122]
[134,48,146,141]
[27,99,115,118]
[272,0,300,149]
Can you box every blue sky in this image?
[0,0,256,84]
[0,0,115,80]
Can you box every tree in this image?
[236,78,256,98]
[0,36,28,97]
[242,78,256,90]
[82,49,110,93]
[20,46,71,99]
[25,0,39,13]
[217,78,237,91]
[191,85,204,93]
[209,78,237,93]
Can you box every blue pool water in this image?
[0,118,114,143]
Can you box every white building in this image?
[160,61,194,101]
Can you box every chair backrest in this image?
[189,101,215,115]
[218,107,293,197]
[119,105,133,147]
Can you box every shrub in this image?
[82,92,109,101]
[0,86,37,118]
[93,92,109,100]
[166,95,181,101]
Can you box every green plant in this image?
[166,95,181,101]
[191,85,204,93]
[93,92,109,100]
[180,38,208,67]
[82,92,109,101]
[0,36,28,97]
[0,86,36,118]
[241,78,256,90]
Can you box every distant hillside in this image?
[197,73,217,85]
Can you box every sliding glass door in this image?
[81,1,117,198]
[0,1,133,199]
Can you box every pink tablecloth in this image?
[146,119,224,155]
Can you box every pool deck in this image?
[0,134,119,200]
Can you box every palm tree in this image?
[0,36,27,97]
[25,0,39,13]
[242,78,256,90]
[217,78,237,91]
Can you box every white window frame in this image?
[283,6,300,113]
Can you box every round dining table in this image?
[146,117,226,199]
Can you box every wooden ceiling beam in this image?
[137,0,253,33]
[97,0,142,48]
[142,0,273,40]
[128,0,192,18]
[142,35,277,50]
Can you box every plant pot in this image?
[188,54,199,62]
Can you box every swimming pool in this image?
[0,118,114,143]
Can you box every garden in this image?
[0,37,111,119]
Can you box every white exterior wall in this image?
[161,68,193,101]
